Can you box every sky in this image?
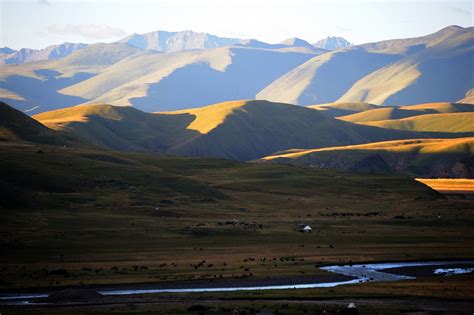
[0,0,473,50]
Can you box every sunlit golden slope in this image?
[416,178,474,194]
[262,138,474,160]
[338,103,474,123]
[362,112,474,133]
[160,100,250,134]
[260,137,474,177]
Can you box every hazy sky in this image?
[1,0,473,49]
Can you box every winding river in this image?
[1,260,473,303]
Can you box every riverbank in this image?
[1,275,474,314]
[2,260,473,314]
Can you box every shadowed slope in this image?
[0,102,80,145]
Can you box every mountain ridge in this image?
[32,100,424,161]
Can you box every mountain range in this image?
[0,42,87,65]
[1,30,341,65]
[0,25,472,178]
[257,25,473,106]
[1,95,472,177]
[0,25,471,115]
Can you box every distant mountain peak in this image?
[0,47,17,54]
[118,30,248,52]
[443,25,463,30]
[313,36,352,50]
[280,37,313,48]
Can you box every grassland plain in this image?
[1,140,474,295]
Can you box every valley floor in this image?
[1,141,473,313]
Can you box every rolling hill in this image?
[33,102,195,152]
[33,100,422,161]
[338,102,474,123]
[361,112,474,133]
[260,137,474,178]
[0,101,80,145]
[257,25,473,106]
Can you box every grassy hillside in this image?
[339,107,427,123]
[2,140,474,291]
[362,112,474,133]
[308,102,381,118]
[34,103,196,151]
[260,137,474,177]
[337,102,474,123]
[33,100,422,161]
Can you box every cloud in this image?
[38,0,50,5]
[47,24,127,40]
[448,5,472,16]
